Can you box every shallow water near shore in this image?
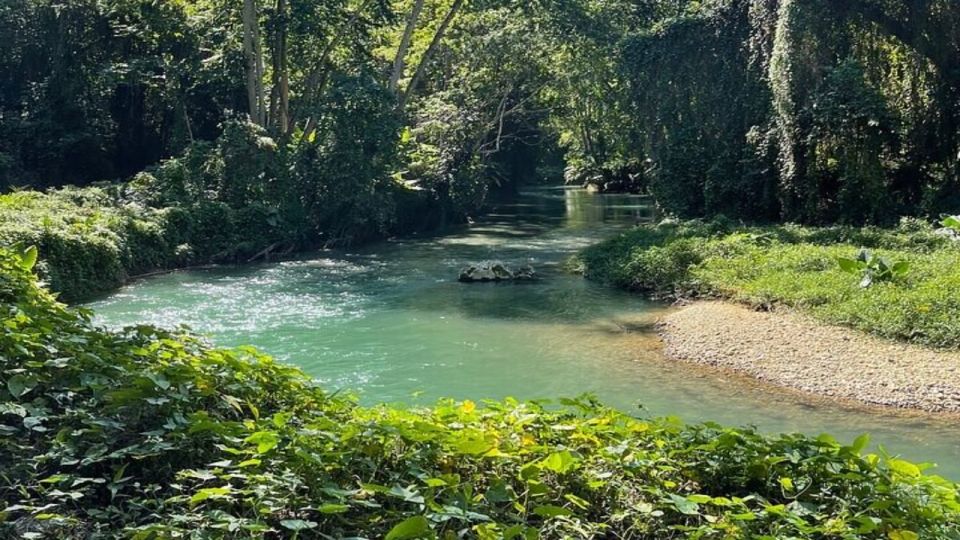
[88,186,960,479]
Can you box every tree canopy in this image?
[1,0,958,230]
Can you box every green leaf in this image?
[668,494,700,515]
[318,503,349,514]
[837,257,860,274]
[891,261,909,276]
[385,515,430,540]
[889,531,919,540]
[532,505,573,517]
[453,436,493,455]
[7,374,37,399]
[189,486,232,505]
[851,433,870,454]
[20,245,38,271]
[539,450,578,474]
[888,459,921,478]
[855,516,881,533]
[941,215,960,230]
[244,431,280,454]
[280,519,318,531]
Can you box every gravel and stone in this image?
[658,301,960,413]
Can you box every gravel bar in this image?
[658,302,960,413]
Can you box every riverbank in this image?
[575,219,960,348]
[574,219,960,412]
[0,182,443,301]
[660,301,960,413]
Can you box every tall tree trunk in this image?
[270,0,289,134]
[399,0,465,110]
[389,0,426,93]
[243,0,266,125]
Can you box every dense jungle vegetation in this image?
[4,0,960,537]
[3,0,960,247]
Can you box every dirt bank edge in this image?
[658,301,960,414]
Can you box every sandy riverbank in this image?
[658,302,960,413]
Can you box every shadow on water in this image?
[87,186,960,480]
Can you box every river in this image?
[87,186,960,479]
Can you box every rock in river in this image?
[458,262,536,282]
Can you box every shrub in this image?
[837,249,910,288]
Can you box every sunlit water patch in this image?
[88,187,960,479]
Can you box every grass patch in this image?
[576,218,960,348]
[2,246,959,537]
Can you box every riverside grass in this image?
[575,219,960,349]
[2,250,959,538]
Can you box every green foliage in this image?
[942,215,960,234]
[0,183,290,300]
[578,219,960,347]
[614,1,960,224]
[837,249,910,288]
[1,246,959,538]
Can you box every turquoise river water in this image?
[88,186,960,479]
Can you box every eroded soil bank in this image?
[659,302,960,414]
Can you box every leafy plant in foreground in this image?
[837,248,910,288]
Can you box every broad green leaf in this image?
[942,215,960,230]
[532,505,573,517]
[837,257,860,274]
[889,531,919,540]
[280,519,317,531]
[851,433,870,454]
[20,245,38,271]
[7,374,36,398]
[855,516,881,533]
[539,450,578,474]
[319,503,349,514]
[668,494,700,515]
[454,436,493,455]
[244,431,279,454]
[888,459,921,478]
[385,515,429,540]
[189,486,231,505]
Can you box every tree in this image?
[399,0,466,110]
[390,0,426,93]
[243,0,267,126]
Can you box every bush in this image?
[1,246,958,538]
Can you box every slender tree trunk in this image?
[243,0,266,125]
[270,0,289,134]
[399,0,465,110]
[389,0,426,93]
